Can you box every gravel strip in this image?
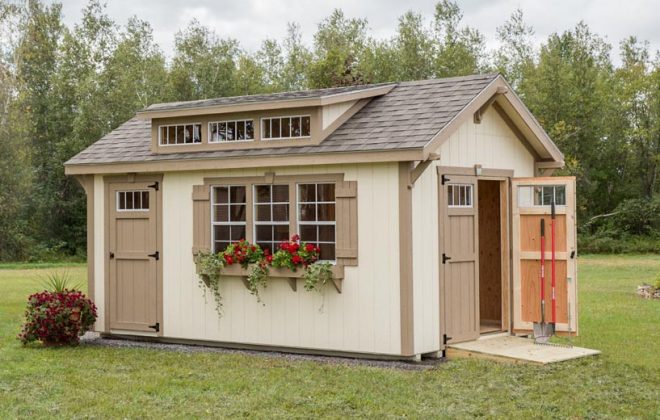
[80,332,444,371]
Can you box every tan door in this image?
[511,177,578,334]
[439,174,480,344]
[108,181,161,333]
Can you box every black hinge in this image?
[442,253,451,264]
[148,181,159,191]
[148,251,160,260]
[109,252,115,259]
[148,322,160,332]
[443,334,452,344]
[570,250,576,259]
[441,174,450,185]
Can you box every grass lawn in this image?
[0,255,658,418]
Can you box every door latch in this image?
[148,251,160,260]
[442,253,451,264]
[148,322,160,332]
[109,252,115,259]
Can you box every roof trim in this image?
[136,84,396,120]
[422,75,564,166]
[64,148,424,175]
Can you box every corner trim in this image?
[398,162,415,355]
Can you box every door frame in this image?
[437,166,513,348]
[104,174,164,335]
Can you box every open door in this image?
[439,174,480,344]
[511,177,578,334]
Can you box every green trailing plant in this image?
[246,263,269,304]
[194,251,225,314]
[303,262,334,293]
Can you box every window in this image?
[117,191,149,211]
[209,120,254,142]
[212,186,247,253]
[298,183,336,261]
[159,123,202,145]
[447,184,473,208]
[518,185,566,207]
[253,185,290,253]
[262,116,311,140]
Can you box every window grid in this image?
[534,185,566,206]
[447,184,473,208]
[253,185,290,254]
[261,115,311,140]
[211,186,247,253]
[158,123,202,145]
[297,183,336,262]
[116,190,149,211]
[209,120,254,143]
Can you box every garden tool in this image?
[534,218,555,343]
[551,201,557,330]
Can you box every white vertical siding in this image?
[412,107,536,354]
[93,175,106,332]
[161,162,402,355]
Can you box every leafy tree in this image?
[494,8,535,89]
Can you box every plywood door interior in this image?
[477,180,504,334]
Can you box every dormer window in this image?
[209,120,254,143]
[262,116,311,140]
[159,123,202,145]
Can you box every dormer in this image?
[136,84,396,154]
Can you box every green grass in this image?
[0,256,658,418]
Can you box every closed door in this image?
[108,181,160,333]
[439,174,480,344]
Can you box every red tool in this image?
[551,201,557,326]
[534,217,555,343]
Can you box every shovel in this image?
[534,218,555,343]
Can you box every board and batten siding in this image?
[162,163,402,355]
[411,107,536,354]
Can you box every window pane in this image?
[214,187,229,204]
[255,204,271,221]
[301,116,310,136]
[271,118,280,138]
[213,205,228,222]
[218,122,227,141]
[126,191,134,209]
[210,123,218,142]
[230,186,246,204]
[237,121,245,140]
[255,185,271,203]
[142,191,149,209]
[214,241,230,254]
[272,185,288,202]
[299,224,318,242]
[317,204,335,221]
[299,204,316,221]
[214,225,230,241]
[227,122,235,141]
[245,120,254,139]
[256,225,273,241]
[319,243,335,261]
[118,192,125,209]
[274,225,289,241]
[281,117,291,137]
[176,125,184,144]
[263,119,271,139]
[465,186,472,206]
[319,225,335,242]
[555,185,566,205]
[291,117,301,137]
[193,124,201,143]
[542,186,553,206]
[272,204,289,221]
[453,185,459,205]
[230,205,246,222]
[230,225,245,241]
[160,127,167,144]
[533,186,543,206]
[168,126,176,144]
[317,184,335,202]
[298,184,316,202]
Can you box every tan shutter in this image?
[192,184,211,254]
[335,180,358,266]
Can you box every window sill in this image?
[197,263,344,293]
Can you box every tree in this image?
[392,11,434,81]
[494,8,535,89]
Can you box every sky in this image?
[54,0,660,64]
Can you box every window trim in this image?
[261,115,311,141]
[158,122,203,146]
[208,119,255,143]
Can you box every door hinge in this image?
[148,322,160,332]
[570,250,576,259]
[148,251,160,260]
[442,253,451,264]
[441,174,450,185]
[443,334,452,344]
[109,252,115,259]
[148,181,159,191]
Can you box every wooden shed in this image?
[65,73,578,360]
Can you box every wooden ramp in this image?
[446,335,600,365]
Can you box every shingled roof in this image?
[66,73,500,166]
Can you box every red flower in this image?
[266,255,273,263]
[291,243,300,252]
[291,234,300,242]
[305,243,315,252]
[292,255,302,265]
[224,255,234,265]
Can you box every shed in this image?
[65,73,578,360]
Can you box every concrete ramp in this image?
[446,335,600,365]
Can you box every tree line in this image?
[0,0,658,260]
